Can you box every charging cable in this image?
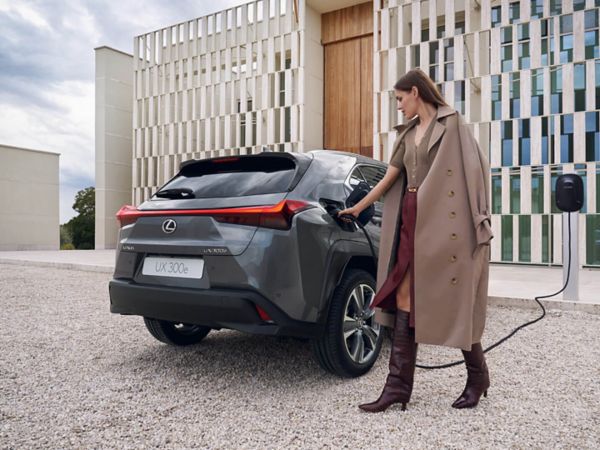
[344,212,572,370]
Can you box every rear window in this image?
[156,156,297,198]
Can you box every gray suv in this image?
[109,150,387,377]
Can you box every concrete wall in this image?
[302,3,324,151]
[95,46,133,250]
[0,145,59,250]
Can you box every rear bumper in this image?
[109,279,323,338]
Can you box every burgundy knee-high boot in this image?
[452,343,490,409]
[359,310,417,412]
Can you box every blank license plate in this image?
[142,256,204,279]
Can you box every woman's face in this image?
[395,87,419,119]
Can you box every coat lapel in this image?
[394,105,456,155]
[427,105,454,154]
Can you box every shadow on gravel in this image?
[112,330,346,390]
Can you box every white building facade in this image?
[0,145,60,250]
[97,0,600,268]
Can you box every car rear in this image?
[109,152,328,337]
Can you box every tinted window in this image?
[348,165,386,203]
[157,156,296,198]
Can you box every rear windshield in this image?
[156,156,297,198]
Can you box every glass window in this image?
[518,23,529,41]
[159,155,297,198]
[560,34,573,63]
[429,42,439,81]
[575,63,586,112]
[560,114,574,163]
[530,0,544,20]
[437,25,445,39]
[492,171,502,214]
[550,165,563,213]
[455,80,465,114]
[586,112,600,162]
[550,0,562,15]
[492,75,502,120]
[531,69,544,116]
[585,30,599,60]
[510,72,520,118]
[541,18,549,37]
[586,215,600,266]
[492,6,501,28]
[509,2,519,23]
[596,60,600,109]
[531,167,544,214]
[542,214,551,263]
[502,215,513,261]
[430,41,439,64]
[597,163,600,213]
[551,67,563,114]
[519,41,530,69]
[455,19,465,36]
[502,121,513,166]
[519,119,530,165]
[519,215,531,262]
[444,39,454,81]
[411,44,420,67]
[573,0,586,11]
[502,45,513,72]
[585,10,599,30]
[421,28,429,42]
[541,117,550,164]
[502,26,513,44]
[541,38,550,66]
[576,164,587,214]
[510,169,521,214]
[560,15,573,34]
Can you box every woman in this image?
[338,69,493,412]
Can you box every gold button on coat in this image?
[447,169,453,176]
[449,211,456,218]
[448,190,455,197]
[450,255,457,262]
[451,278,458,285]
[451,233,457,240]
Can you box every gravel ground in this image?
[0,264,599,449]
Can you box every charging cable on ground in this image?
[328,173,581,369]
[342,212,572,370]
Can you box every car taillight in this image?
[114,200,314,230]
[255,305,274,322]
[116,205,140,227]
[213,200,314,230]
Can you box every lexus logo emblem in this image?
[162,219,177,234]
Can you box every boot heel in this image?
[401,403,407,412]
[483,390,488,398]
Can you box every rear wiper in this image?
[154,188,195,199]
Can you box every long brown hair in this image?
[394,69,448,107]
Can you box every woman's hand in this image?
[337,206,360,222]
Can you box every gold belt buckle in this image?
[408,187,418,192]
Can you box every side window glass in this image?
[348,167,366,187]
[358,165,385,189]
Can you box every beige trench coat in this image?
[374,105,493,351]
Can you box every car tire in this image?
[311,268,383,377]
[143,318,211,346]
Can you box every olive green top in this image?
[390,110,439,188]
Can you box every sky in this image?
[0,0,248,223]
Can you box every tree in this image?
[66,186,95,249]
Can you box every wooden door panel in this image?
[324,39,361,152]
[360,35,373,157]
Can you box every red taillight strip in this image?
[116,200,314,225]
